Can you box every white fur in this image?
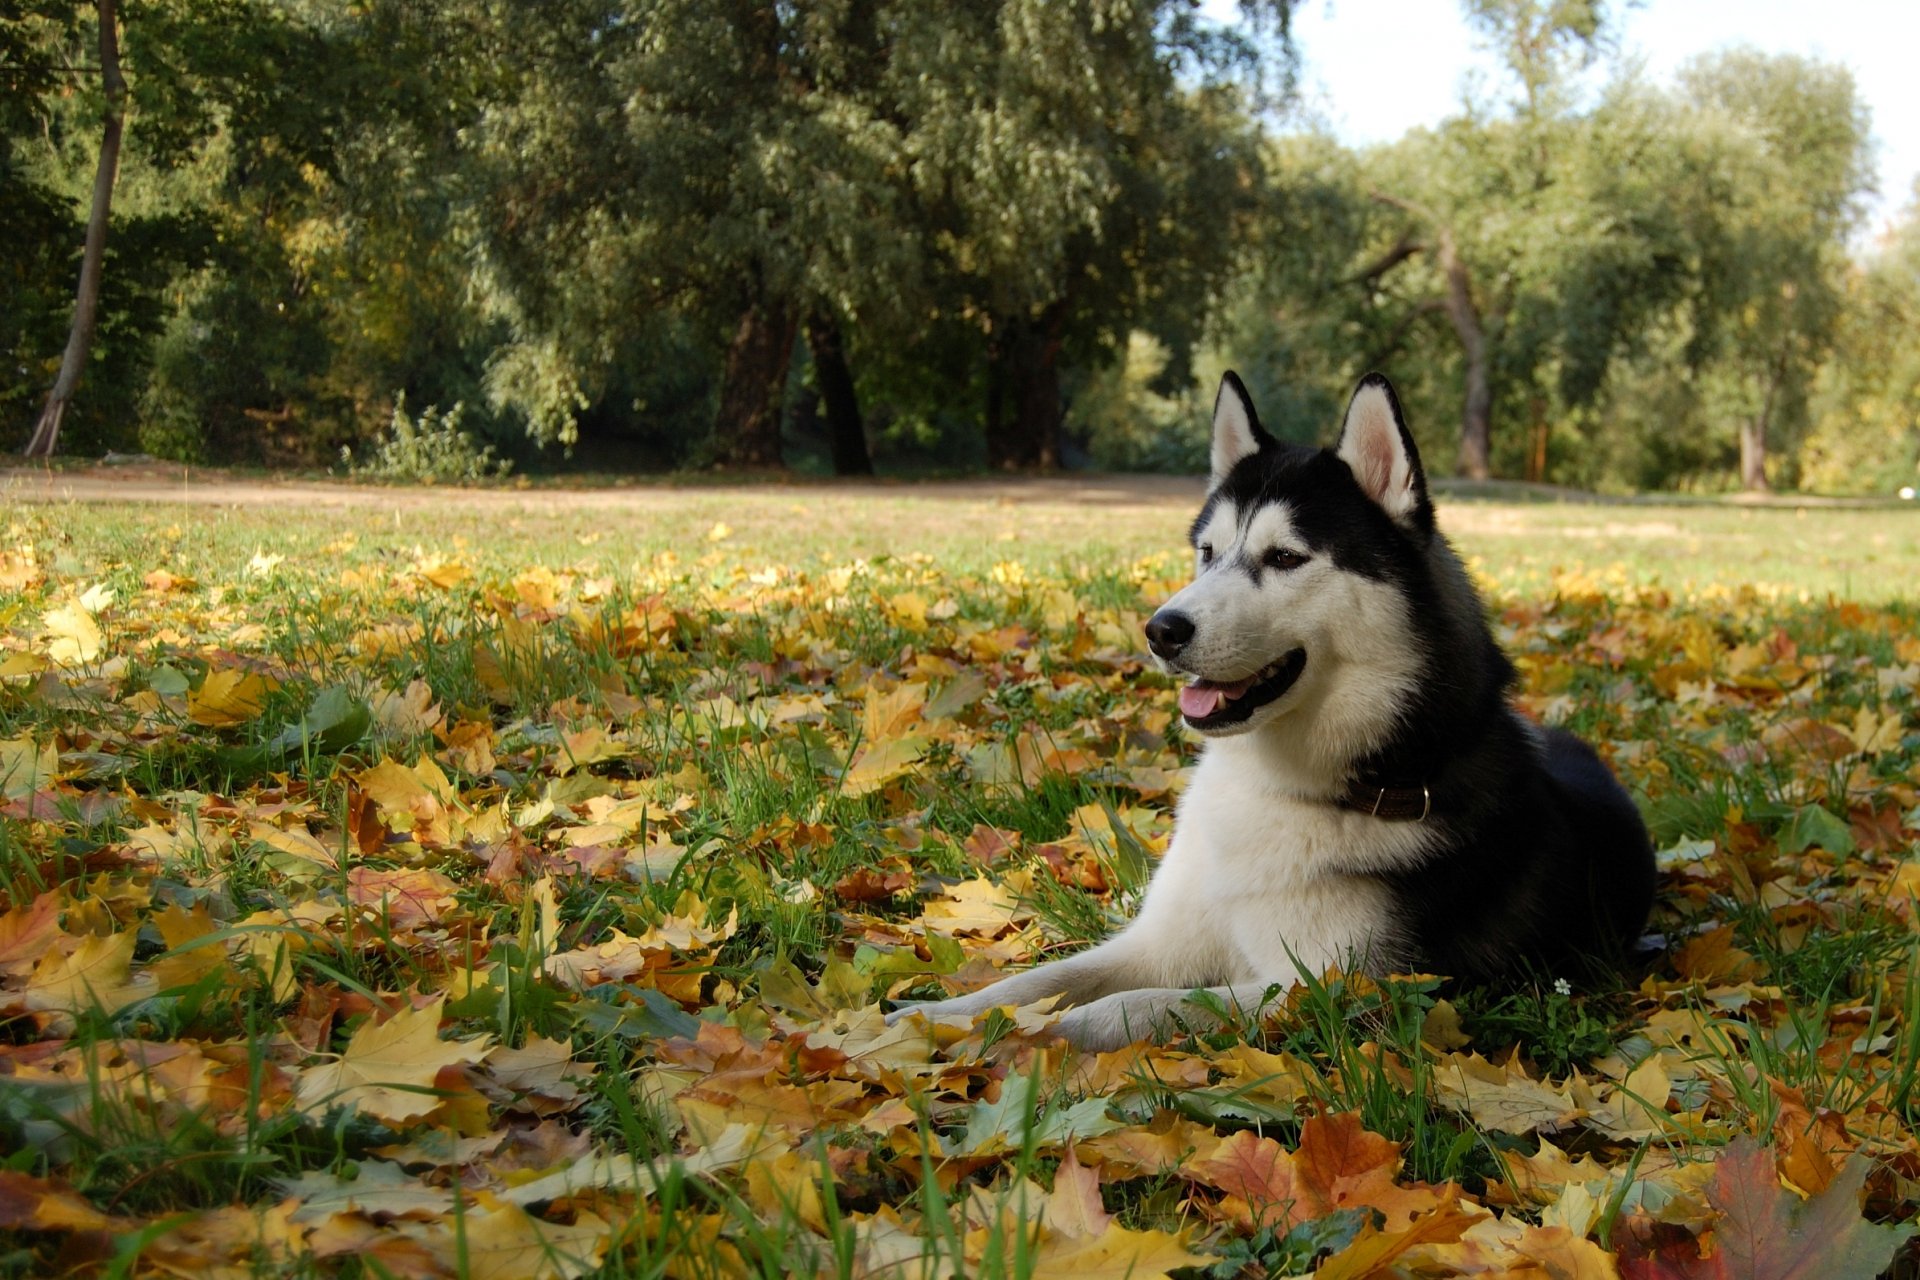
[1158,502,1421,774]
[888,749,1440,1052]
[1211,381,1262,483]
[887,487,1436,1052]
[1337,383,1420,524]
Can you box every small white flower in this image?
[1553,978,1573,997]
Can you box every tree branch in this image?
[1346,228,1425,287]
[1364,297,1446,365]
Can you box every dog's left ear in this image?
[1337,373,1432,533]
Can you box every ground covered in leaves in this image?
[2,494,1920,1278]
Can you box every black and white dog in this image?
[891,372,1655,1051]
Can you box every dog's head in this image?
[1145,371,1435,741]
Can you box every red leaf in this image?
[1621,1137,1915,1280]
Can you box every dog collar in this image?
[1338,782,1431,822]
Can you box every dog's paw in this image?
[881,1002,932,1028]
[884,993,980,1028]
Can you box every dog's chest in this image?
[1150,751,1432,977]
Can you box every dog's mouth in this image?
[1177,649,1307,729]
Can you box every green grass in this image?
[0,485,1917,1276]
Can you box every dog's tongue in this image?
[1180,677,1253,718]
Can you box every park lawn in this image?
[1,487,1918,1277]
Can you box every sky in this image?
[1254,0,1919,247]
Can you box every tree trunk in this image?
[805,312,871,476]
[1436,228,1491,480]
[23,0,124,459]
[1738,416,1768,492]
[715,298,797,468]
[984,305,1066,470]
[1526,397,1548,483]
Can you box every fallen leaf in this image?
[296,996,493,1124]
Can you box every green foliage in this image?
[0,0,1907,491]
[339,395,512,484]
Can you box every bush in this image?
[340,396,512,484]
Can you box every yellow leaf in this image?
[1024,1226,1213,1280]
[0,736,58,801]
[24,930,153,1024]
[918,877,1029,936]
[1510,1223,1619,1280]
[373,679,443,737]
[842,733,928,797]
[744,1149,829,1233]
[295,996,492,1124]
[148,903,228,992]
[0,651,48,680]
[250,822,339,871]
[1847,705,1902,756]
[415,556,471,589]
[1043,1149,1109,1238]
[188,669,277,727]
[512,565,563,610]
[409,1201,608,1280]
[42,594,105,665]
[861,681,927,741]
[1431,1052,1583,1135]
[1589,1052,1670,1140]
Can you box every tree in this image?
[890,1,1285,469]
[21,0,124,458]
[1801,190,1920,493]
[456,1,1288,472]
[1347,0,1610,479]
[1676,50,1871,490]
[457,1,925,470]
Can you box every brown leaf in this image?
[0,1170,119,1231]
[1183,1112,1446,1233]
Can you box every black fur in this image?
[1210,371,1656,982]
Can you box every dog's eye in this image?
[1264,548,1310,572]
[1198,543,1215,565]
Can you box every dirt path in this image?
[1,464,1212,514]
[10,462,1906,515]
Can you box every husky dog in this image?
[889,372,1655,1052]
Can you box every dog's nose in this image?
[1144,610,1196,659]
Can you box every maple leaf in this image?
[942,1072,1123,1157]
[0,736,58,801]
[917,876,1030,936]
[187,667,278,727]
[1308,1195,1484,1280]
[1431,1051,1585,1134]
[347,865,460,930]
[841,732,928,797]
[0,891,63,977]
[1183,1112,1445,1234]
[296,996,493,1124]
[1023,1225,1215,1280]
[1618,1138,1915,1280]
[22,929,154,1028]
[40,585,108,665]
[0,1169,120,1231]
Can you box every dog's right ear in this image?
[1211,371,1271,483]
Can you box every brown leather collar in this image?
[1337,781,1431,822]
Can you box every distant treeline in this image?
[5,1,1917,492]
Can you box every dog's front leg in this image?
[883,933,1156,1027]
[1052,982,1282,1053]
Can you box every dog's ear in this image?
[1336,373,1432,532]
[1211,371,1271,483]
